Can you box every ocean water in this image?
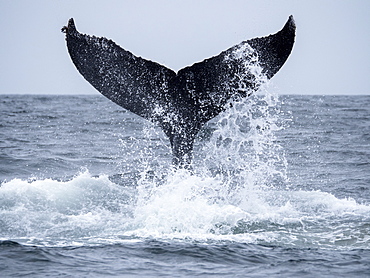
[0,93,369,277]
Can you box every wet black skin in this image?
[62,16,295,168]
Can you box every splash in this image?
[121,58,370,249]
[134,170,245,236]
[129,75,287,236]
[118,52,285,237]
[193,89,288,206]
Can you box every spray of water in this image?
[196,89,288,203]
[131,50,290,237]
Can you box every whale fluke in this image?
[62,16,295,168]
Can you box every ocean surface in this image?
[0,93,369,277]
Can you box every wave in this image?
[1,170,369,250]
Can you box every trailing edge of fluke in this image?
[62,16,296,168]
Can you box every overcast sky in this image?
[0,0,369,95]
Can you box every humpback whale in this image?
[62,16,295,168]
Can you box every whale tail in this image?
[62,16,295,168]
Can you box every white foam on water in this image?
[133,170,246,236]
[1,166,369,249]
[0,171,135,246]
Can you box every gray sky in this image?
[0,0,369,95]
